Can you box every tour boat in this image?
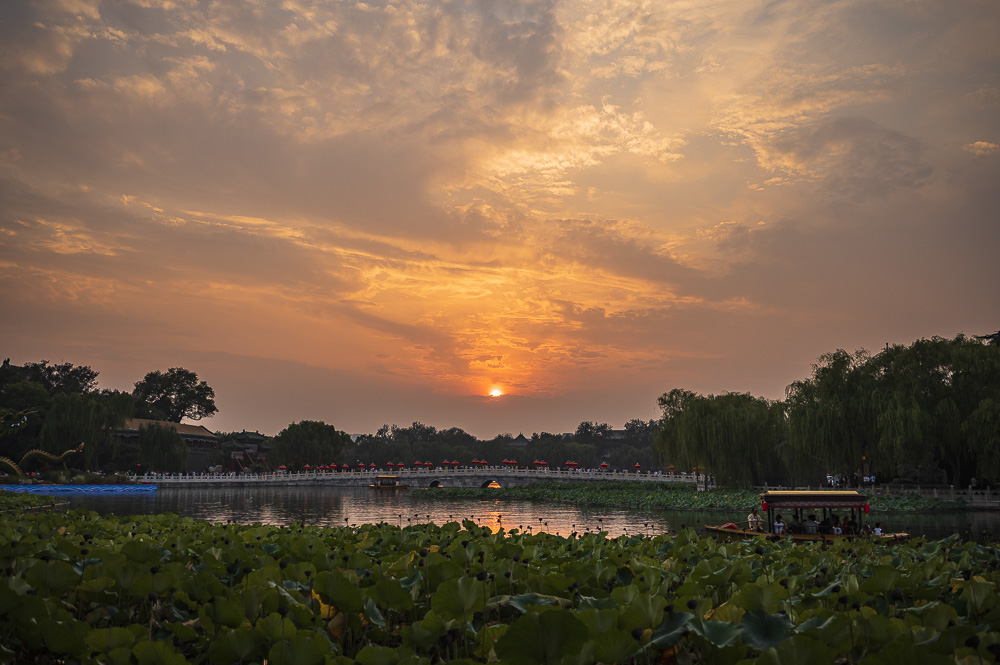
[704,490,908,542]
[368,475,409,490]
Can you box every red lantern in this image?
[761,501,769,512]
[863,504,870,514]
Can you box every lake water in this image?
[63,485,1000,542]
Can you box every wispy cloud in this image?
[1,0,998,436]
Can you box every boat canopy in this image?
[760,490,867,510]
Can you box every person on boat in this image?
[773,514,786,535]
[789,514,803,534]
[803,514,819,535]
[819,514,832,534]
[832,516,843,535]
[747,507,763,531]
[873,522,883,536]
[846,514,858,534]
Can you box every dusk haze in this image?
[1,0,997,439]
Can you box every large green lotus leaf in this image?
[860,566,899,594]
[42,608,89,655]
[164,621,199,645]
[737,581,784,613]
[132,639,189,665]
[25,559,79,593]
[120,540,163,564]
[256,611,298,641]
[494,608,588,665]
[426,559,463,585]
[0,579,20,613]
[905,601,958,631]
[245,566,283,589]
[399,570,423,591]
[858,640,953,665]
[475,622,509,661]
[372,576,414,612]
[741,610,792,651]
[690,557,740,588]
[619,592,666,631]
[959,577,997,613]
[365,596,387,629]
[538,571,574,596]
[590,629,639,663]
[356,645,423,665]
[641,611,693,652]
[614,566,635,586]
[576,607,619,635]
[710,601,745,624]
[688,617,743,648]
[72,556,105,575]
[77,575,116,601]
[207,626,263,664]
[610,585,639,606]
[799,613,853,653]
[85,626,136,652]
[754,634,831,665]
[105,646,134,665]
[10,594,48,649]
[315,570,364,613]
[401,620,438,652]
[240,582,279,621]
[909,625,942,647]
[267,631,330,665]
[431,577,487,621]
[200,596,246,629]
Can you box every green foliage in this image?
[22,360,99,394]
[40,391,134,471]
[657,334,1000,488]
[2,508,997,663]
[136,422,188,472]
[270,420,351,468]
[132,367,218,423]
[655,390,787,488]
[785,335,1000,485]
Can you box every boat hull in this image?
[703,524,908,543]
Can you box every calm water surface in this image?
[64,486,1000,542]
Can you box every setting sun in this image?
[489,387,504,397]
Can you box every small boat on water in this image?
[368,475,409,490]
[704,490,908,542]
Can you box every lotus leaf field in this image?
[1,493,998,664]
[427,482,966,513]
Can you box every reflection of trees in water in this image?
[64,487,998,541]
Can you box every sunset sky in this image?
[2,0,997,439]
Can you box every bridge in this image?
[135,467,699,489]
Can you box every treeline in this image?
[0,360,217,473]
[348,419,660,470]
[655,333,1000,489]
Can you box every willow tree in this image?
[786,335,1000,486]
[785,349,880,483]
[655,389,786,488]
[870,335,1000,485]
[137,422,188,473]
[40,390,135,471]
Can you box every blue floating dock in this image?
[1,484,157,494]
